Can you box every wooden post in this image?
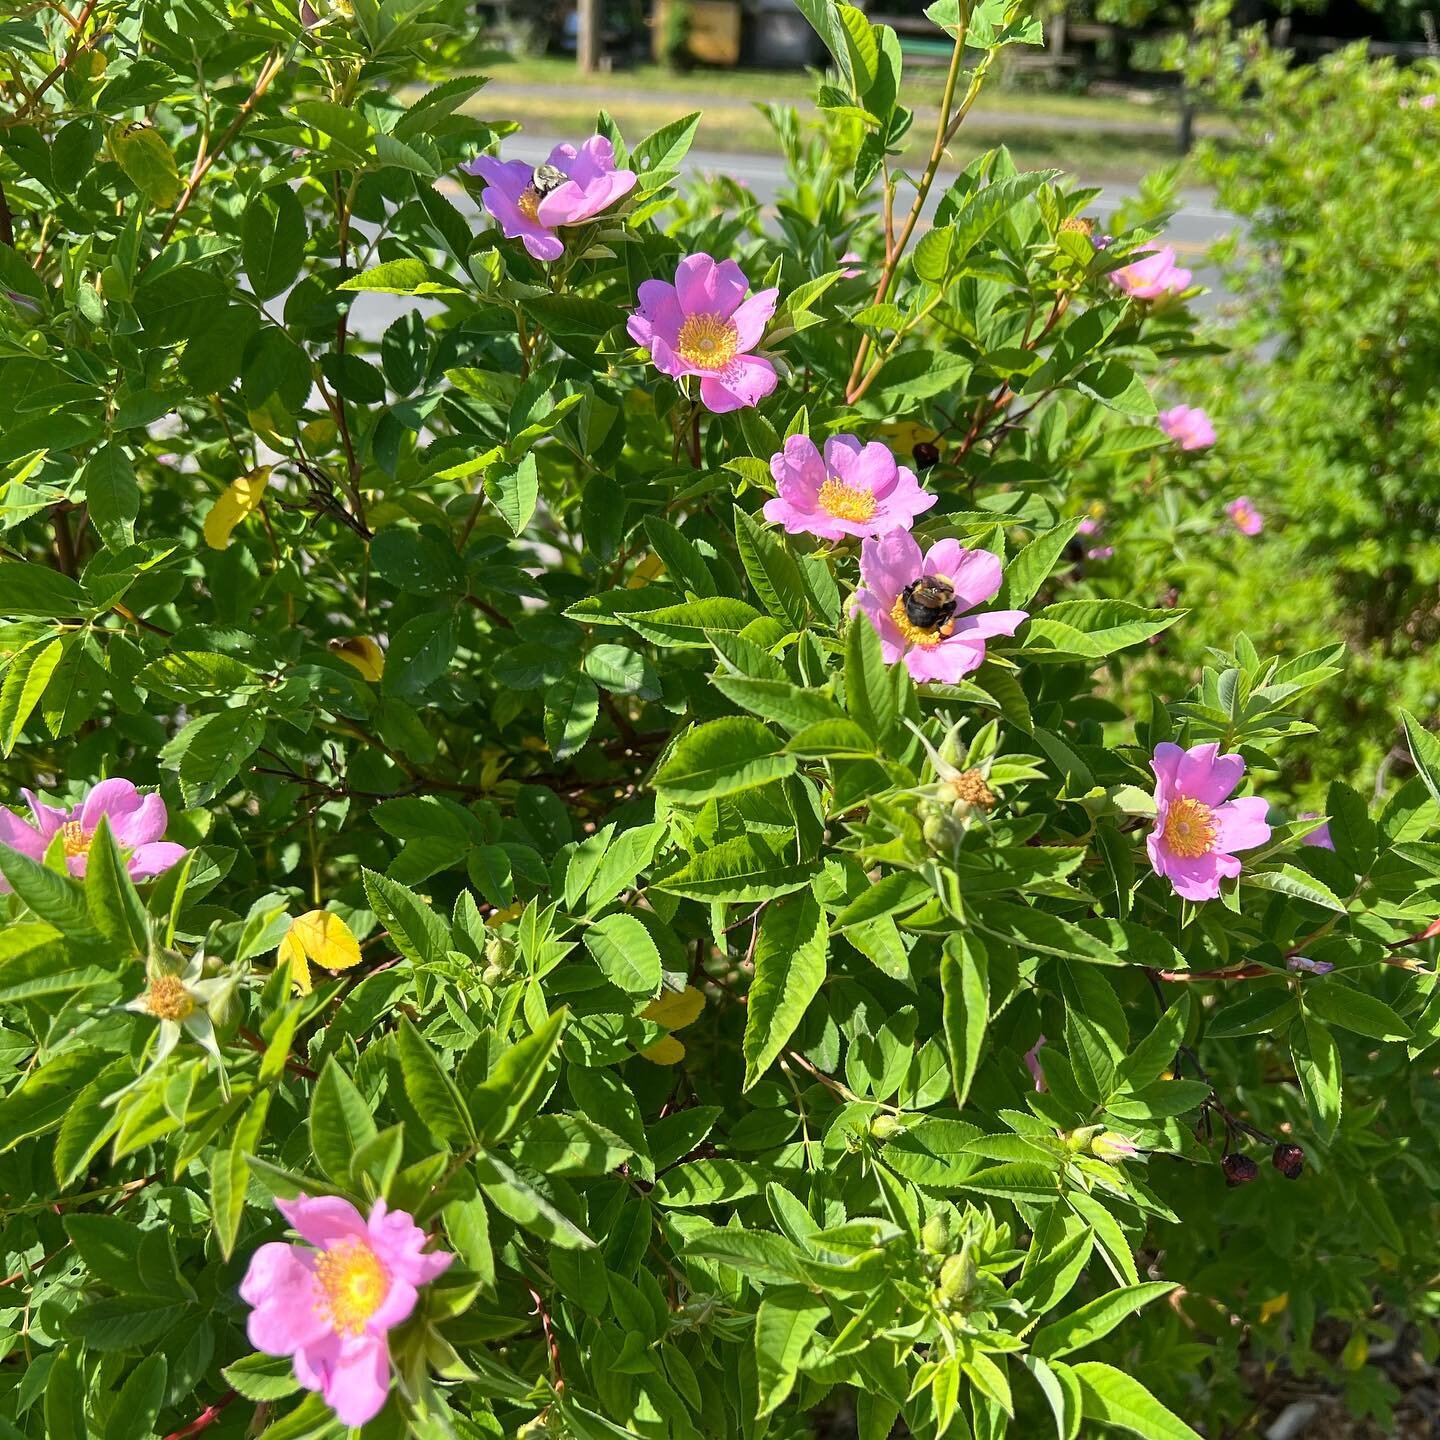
[578,0,602,73]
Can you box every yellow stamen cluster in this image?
[516,186,543,223]
[946,770,997,811]
[1061,216,1096,237]
[675,313,739,372]
[1162,796,1218,859]
[314,1238,388,1336]
[60,820,92,858]
[146,975,195,1022]
[889,595,953,648]
[817,478,877,523]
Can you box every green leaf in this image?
[1402,709,1440,810]
[1072,1362,1201,1440]
[0,845,97,938]
[735,506,809,630]
[655,716,795,803]
[486,453,539,535]
[223,1351,303,1402]
[242,183,307,300]
[1304,983,1410,1041]
[1030,1282,1176,1359]
[756,1286,830,1417]
[396,1017,475,1147]
[845,611,898,740]
[84,817,148,953]
[656,834,819,902]
[107,1353,168,1440]
[83,443,140,550]
[544,673,599,760]
[1243,864,1346,912]
[1024,600,1180,660]
[363,867,449,966]
[0,559,87,618]
[44,1350,86,1440]
[583,912,662,996]
[622,597,764,649]
[0,637,64,755]
[1291,1013,1342,1141]
[469,1008,567,1144]
[743,891,828,1089]
[1002,518,1083,608]
[339,258,462,295]
[509,1112,630,1176]
[941,934,989,1108]
[311,1058,379,1182]
[212,1091,270,1260]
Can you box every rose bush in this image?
[4,1,1440,1437]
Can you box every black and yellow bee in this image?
[530,163,568,197]
[901,575,957,632]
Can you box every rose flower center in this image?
[1162,796,1217,859]
[315,1237,388,1336]
[61,820,92,858]
[147,975,195,1022]
[817,477,876,523]
[676,313,739,371]
[516,186,543,223]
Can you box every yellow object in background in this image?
[639,984,706,1064]
[280,910,363,994]
[329,636,385,682]
[203,468,271,550]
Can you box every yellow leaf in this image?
[642,985,706,1032]
[203,468,271,550]
[328,635,385,682]
[874,420,944,457]
[639,1034,686,1065]
[1258,1293,1289,1323]
[280,910,362,995]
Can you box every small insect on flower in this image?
[901,575,958,635]
[530,162,568,198]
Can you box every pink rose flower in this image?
[1159,404,1216,451]
[1226,495,1263,536]
[1420,94,1437,111]
[1086,544,1115,561]
[1113,244,1193,301]
[0,779,187,888]
[1077,516,1102,538]
[627,253,779,414]
[1299,812,1334,850]
[762,434,935,541]
[466,137,636,263]
[240,1195,453,1428]
[851,530,1028,684]
[839,250,863,279]
[1146,741,1271,901]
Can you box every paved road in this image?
[482,80,1212,139]
[348,138,1233,337]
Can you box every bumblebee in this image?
[901,575,957,632]
[530,163,568,197]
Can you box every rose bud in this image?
[1222,1152,1260,1187]
[1272,1143,1305,1180]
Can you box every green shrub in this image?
[2,2,1439,1437]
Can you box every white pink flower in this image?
[851,531,1027,685]
[240,1195,453,1427]
[1113,244,1192,301]
[1146,742,1271,901]
[763,434,935,541]
[1159,404,1216,451]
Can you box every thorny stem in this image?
[159,1391,237,1440]
[527,1285,566,1394]
[9,0,101,121]
[845,30,966,402]
[153,48,289,252]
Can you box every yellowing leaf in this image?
[203,468,271,550]
[638,984,705,1065]
[1258,1293,1289,1323]
[279,909,362,994]
[642,985,705,1032]
[639,1034,686,1065]
[328,635,385,682]
[109,121,182,208]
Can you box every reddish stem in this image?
[161,1391,236,1440]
